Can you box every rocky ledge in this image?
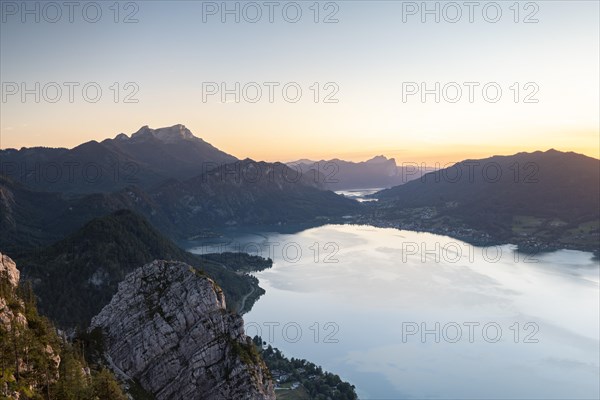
[90,260,275,400]
[0,252,20,288]
[0,252,26,329]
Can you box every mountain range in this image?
[2,125,598,255]
[3,124,425,197]
[371,149,600,251]
[1,123,598,399]
[288,156,434,190]
[0,124,236,194]
[0,125,363,252]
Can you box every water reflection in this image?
[190,224,600,399]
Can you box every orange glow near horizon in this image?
[1,1,598,167]
[1,123,598,165]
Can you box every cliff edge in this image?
[90,260,275,400]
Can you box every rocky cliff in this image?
[0,252,25,329]
[1,252,128,399]
[90,260,275,400]
[0,253,61,399]
[0,253,19,287]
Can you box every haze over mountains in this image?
[289,156,433,190]
[1,124,598,399]
[0,125,363,251]
[2,125,599,254]
[1,119,368,398]
[1,126,433,195]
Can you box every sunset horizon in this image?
[1,1,598,399]
[2,122,599,166]
[2,1,598,164]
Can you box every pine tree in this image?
[92,368,127,400]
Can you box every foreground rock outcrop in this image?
[90,260,275,400]
[0,252,26,334]
[0,253,19,286]
[0,253,62,399]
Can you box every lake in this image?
[335,189,382,202]
[190,224,600,399]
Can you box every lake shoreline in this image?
[236,224,599,399]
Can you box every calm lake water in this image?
[190,224,600,399]
[335,189,381,202]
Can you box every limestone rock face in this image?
[0,253,60,399]
[0,252,20,288]
[90,260,275,400]
[0,252,26,329]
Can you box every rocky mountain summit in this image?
[90,260,275,400]
[129,124,198,143]
[0,124,237,194]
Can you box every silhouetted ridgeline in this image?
[0,124,236,194]
[371,150,600,252]
[1,133,362,252]
[288,155,433,190]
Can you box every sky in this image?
[1,0,598,164]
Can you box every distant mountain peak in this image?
[289,158,317,165]
[545,148,563,154]
[131,124,197,143]
[366,155,392,164]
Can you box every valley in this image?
[1,125,598,399]
[3,4,599,398]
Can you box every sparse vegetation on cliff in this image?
[1,255,126,399]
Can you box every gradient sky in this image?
[1,0,598,163]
